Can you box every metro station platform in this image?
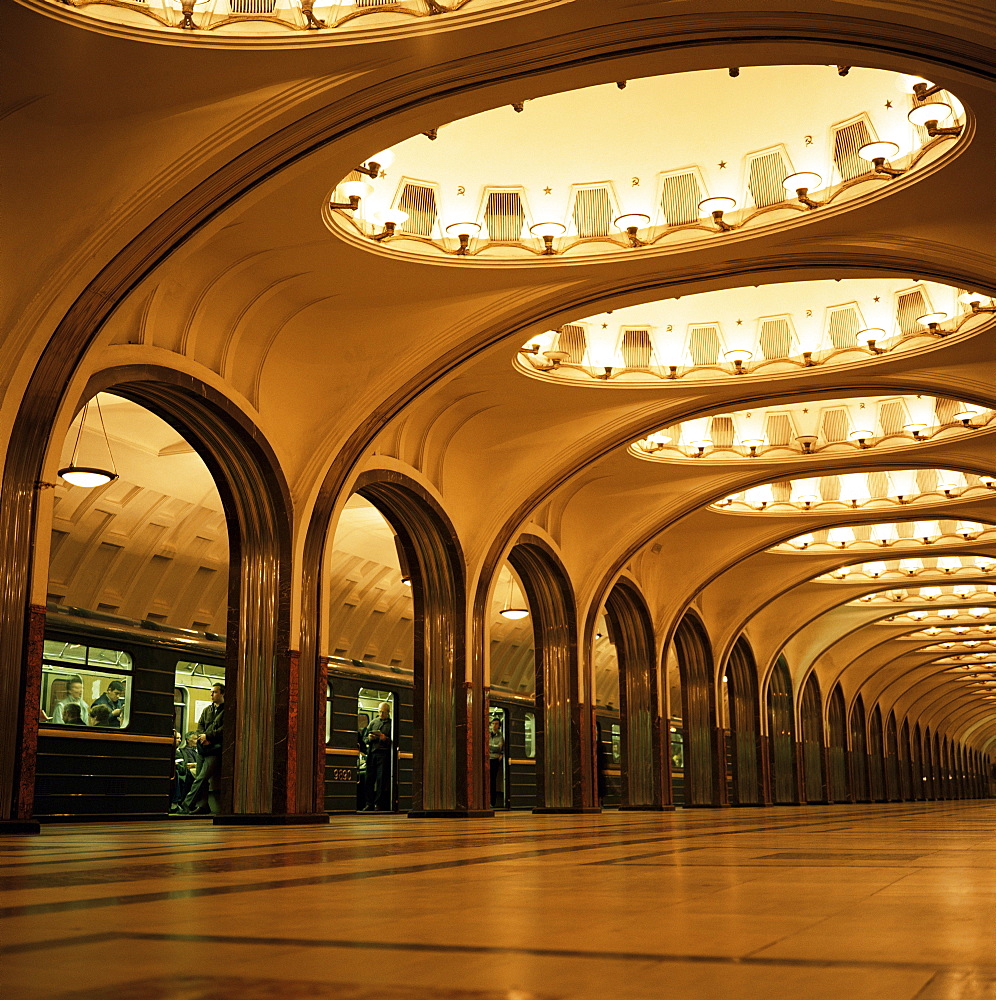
[2,804,994,1000]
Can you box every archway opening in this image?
[827,684,849,803]
[671,615,718,806]
[725,638,762,806]
[766,656,796,804]
[800,674,825,803]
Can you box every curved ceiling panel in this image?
[51,0,526,37]
[329,68,967,261]
[517,279,990,385]
[713,468,995,513]
[632,393,993,461]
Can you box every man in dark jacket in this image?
[90,680,126,727]
[180,683,224,815]
[362,701,393,811]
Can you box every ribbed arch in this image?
[899,718,914,801]
[724,637,762,805]
[672,613,718,806]
[508,537,584,811]
[827,684,849,803]
[924,728,935,799]
[913,723,925,800]
[765,656,796,804]
[604,579,667,809]
[849,695,870,802]
[354,472,467,814]
[800,673,825,803]
[868,705,886,802]
[886,711,901,802]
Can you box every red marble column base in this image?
[0,819,41,833]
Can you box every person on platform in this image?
[362,702,393,811]
[180,683,225,815]
[52,676,89,725]
[90,680,126,728]
[488,716,505,808]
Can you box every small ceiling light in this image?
[917,311,947,332]
[907,102,963,136]
[910,79,944,100]
[903,421,928,440]
[958,291,996,313]
[444,221,482,255]
[723,348,752,374]
[795,434,819,454]
[980,475,996,488]
[856,327,886,353]
[795,533,815,548]
[614,213,651,247]
[329,179,372,211]
[848,427,875,448]
[953,405,983,426]
[782,172,823,209]
[530,221,567,255]
[372,208,409,241]
[58,397,119,489]
[857,140,904,177]
[698,197,737,231]
[356,149,395,179]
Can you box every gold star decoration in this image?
[736,318,743,325]
[602,323,608,329]
[718,161,727,169]
[874,296,881,302]
[885,100,893,108]
[543,187,552,195]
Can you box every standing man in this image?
[90,680,126,728]
[180,683,225,815]
[53,675,89,725]
[362,702,393,811]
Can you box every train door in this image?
[488,707,507,808]
[505,709,537,808]
[173,659,226,811]
[670,721,685,806]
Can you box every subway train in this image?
[36,605,672,819]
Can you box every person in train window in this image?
[52,675,89,725]
[361,702,392,811]
[356,712,369,811]
[62,703,86,726]
[488,717,505,808]
[91,704,113,727]
[180,683,225,815]
[90,680,125,728]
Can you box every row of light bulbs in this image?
[857,585,996,601]
[337,97,964,250]
[787,521,992,548]
[828,557,996,578]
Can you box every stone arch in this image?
[827,683,849,804]
[800,673,825,804]
[353,471,470,815]
[899,718,914,801]
[912,723,925,801]
[507,536,585,811]
[886,711,901,802]
[849,695,870,803]
[868,705,886,803]
[724,636,762,806]
[672,612,719,807]
[765,655,796,805]
[604,578,668,810]
[9,368,295,821]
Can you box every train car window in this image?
[173,687,187,736]
[670,724,684,769]
[524,712,536,758]
[175,661,226,736]
[611,723,621,764]
[41,641,134,730]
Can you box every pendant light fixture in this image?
[499,570,529,620]
[58,396,118,488]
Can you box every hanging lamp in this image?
[58,396,118,488]
[499,570,529,620]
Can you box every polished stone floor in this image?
[2,803,995,999]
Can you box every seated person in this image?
[52,675,89,725]
[90,704,113,727]
[62,703,85,726]
[179,731,200,774]
[172,730,195,809]
[90,680,126,728]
